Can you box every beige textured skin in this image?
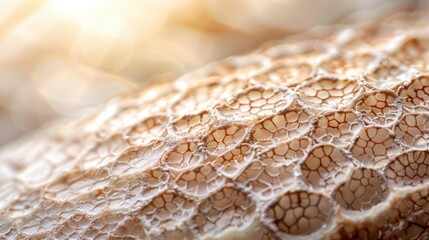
[2,5,429,240]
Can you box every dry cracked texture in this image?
[2,5,429,240]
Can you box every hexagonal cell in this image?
[212,143,255,179]
[18,161,51,190]
[251,108,312,147]
[333,168,388,211]
[356,90,403,126]
[162,141,205,171]
[313,110,363,148]
[174,163,226,198]
[20,200,74,236]
[384,188,429,239]
[93,105,145,135]
[266,191,333,236]
[74,190,108,216]
[364,58,412,90]
[44,168,110,202]
[109,140,167,176]
[16,137,92,189]
[259,136,313,166]
[398,76,429,110]
[320,52,377,76]
[172,79,247,115]
[0,216,18,239]
[385,150,429,186]
[204,124,248,156]
[329,186,429,239]
[7,190,42,219]
[106,167,170,211]
[395,113,429,149]
[191,186,256,237]
[124,115,168,146]
[17,150,71,189]
[217,87,292,120]
[83,212,128,239]
[296,78,362,111]
[301,144,352,189]
[236,160,295,200]
[138,190,195,233]
[78,134,129,170]
[328,219,383,240]
[95,85,178,135]
[390,36,429,71]
[0,181,24,212]
[254,62,313,87]
[171,111,212,138]
[111,217,147,239]
[53,214,91,240]
[350,126,401,168]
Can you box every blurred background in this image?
[0,0,415,146]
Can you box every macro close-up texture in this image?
[2,1,429,240]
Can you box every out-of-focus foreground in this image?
[0,0,407,145]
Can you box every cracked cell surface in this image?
[204,124,248,156]
[217,87,292,120]
[350,126,401,168]
[301,144,352,188]
[356,90,403,126]
[191,186,257,238]
[3,5,429,240]
[296,78,362,111]
[251,107,313,146]
[171,111,212,138]
[137,190,195,234]
[174,163,226,198]
[236,160,295,200]
[259,136,313,165]
[385,150,429,186]
[398,76,429,110]
[395,113,429,149]
[320,52,377,76]
[364,58,412,90]
[212,143,255,179]
[162,140,205,171]
[254,62,314,87]
[124,115,168,146]
[333,168,388,212]
[266,191,333,236]
[390,36,429,72]
[78,134,129,170]
[313,110,363,147]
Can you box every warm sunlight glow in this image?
[49,0,103,20]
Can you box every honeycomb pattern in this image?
[2,6,429,240]
[395,113,429,149]
[301,144,352,189]
[251,107,313,147]
[313,110,363,147]
[296,77,362,111]
[356,91,402,126]
[266,191,333,236]
[217,87,292,120]
[333,167,389,211]
[385,150,429,186]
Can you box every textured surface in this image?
[2,5,429,240]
